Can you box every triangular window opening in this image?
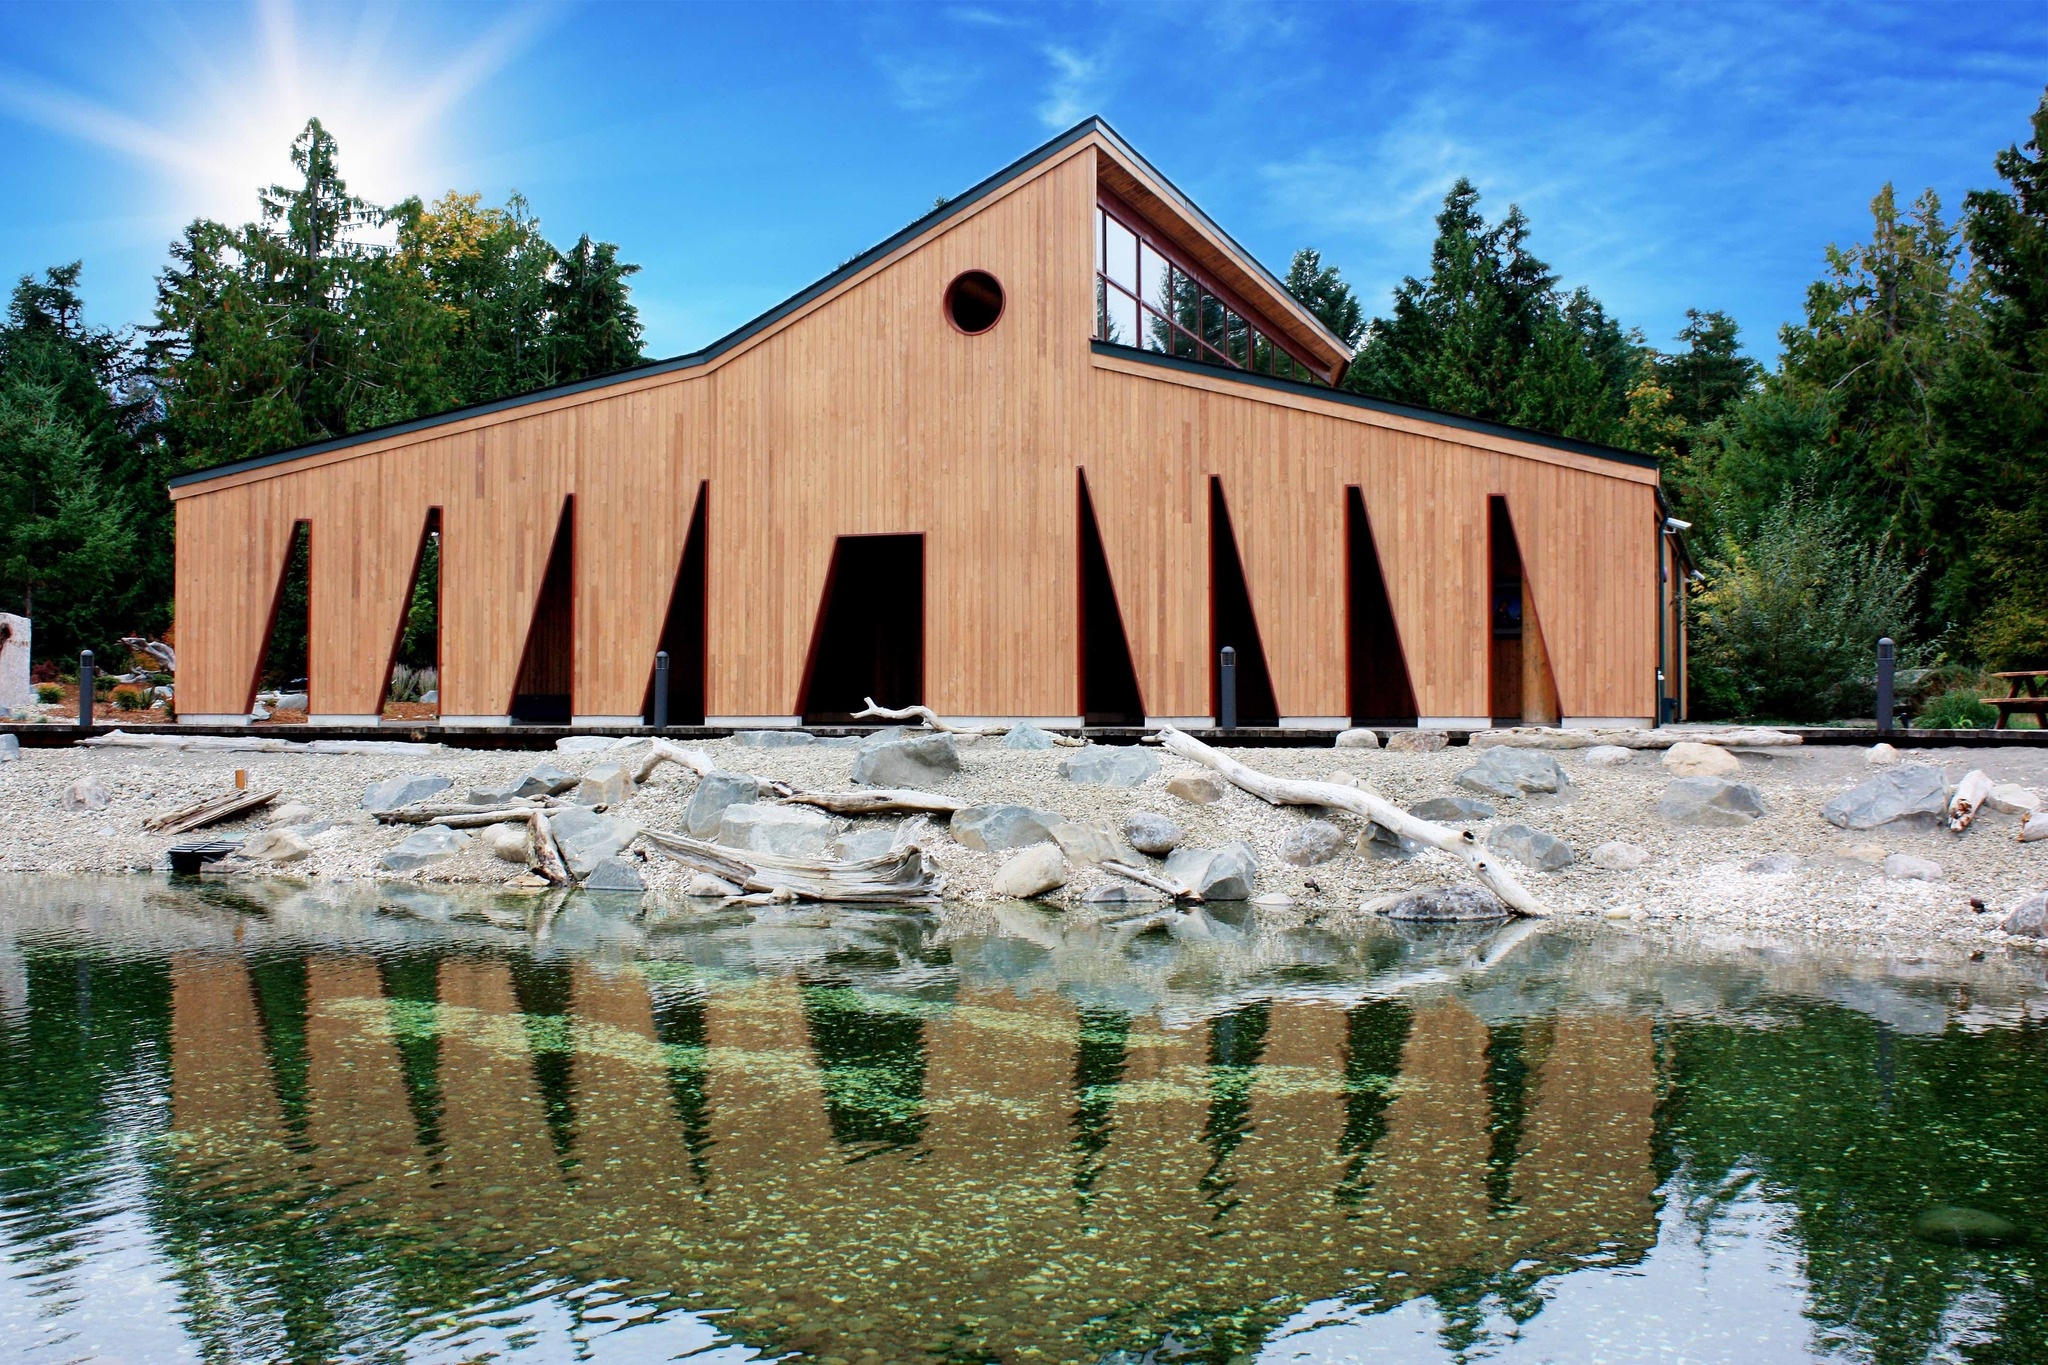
[384,508,441,719]
[1079,471,1144,726]
[1346,488,1419,726]
[1488,496,1560,726]
[645,483,709,726]
[798,534,925,724]
[254,519,311,718]
[1209,478,1279,727]
[510,498,575,724]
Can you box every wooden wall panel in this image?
[170,130,1660,726]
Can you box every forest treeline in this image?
[5,96,2048,721]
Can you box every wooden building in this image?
[167,118,1686,730]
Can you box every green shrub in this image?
[34,683,61,704]
[1688,491,1922,722]
[1913,687,1998,729]
[111,686,143,711]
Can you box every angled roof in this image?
[169,117,1644,492]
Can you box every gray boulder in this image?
[1166,772,1227,805]
[1456,746,1569,798]
[1334,728,1380,749]
[950,804,1064,852]
[685,770,767,837]
[1658,776,1767,827]
[1593,840,1651,870]
[853,733,961,788]
[1164,842,1258,899]
[1372,886,1510,921]
[510,762,577,798]
[1123,811,1184,856]
[1280,819,1348,867]
[380,825,471,872]
[0,734,19,761]
[1581,745,1635,767]
[1082,882,1166,905]
[548,806,642,879]
[1998,892,2047,938]
[1359,821,1421,861]
[1820,765,1949,830]
[240,828,312,864]
[1486,822,1575,871]
[1384,730,1448,753]
[60,777,112,812]
[1057,745,1160,787]
[361,773,452,812]
[482,822,533,863]
[1002,722,1059,750]
[1051,821,1129,867]
[1409,794,1497,823]
[734,729,815,748]
[572,762,633,807]
[994,844,1069,899]
[582,857,647,893]
[826,823,904,861]
[716,803,837,858]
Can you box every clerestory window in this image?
[1093,199,1328,385]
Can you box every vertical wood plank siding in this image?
[169,135,1658,723]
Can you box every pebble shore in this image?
[4,730,2045,954]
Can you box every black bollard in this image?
[652,650,670,730]
[77,650,94,728]
[1219,645,1238,732]
[1876,637,1895,735]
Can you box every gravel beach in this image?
[4,728,2046,952]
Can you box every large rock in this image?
[361,773,452,812]
[1002,722,1059,750]
[716,803,837,858]
[1662,741,1740,778]
[1456,747,1569,798]
[0,733,18,762]
[1358,821,1420,861]
[572,763,634,807]
[240,828,312,864]
[1384,730,1448,754]
[1051,821,1129,867]
[582,857,647,893]
[1166,772,1227,805]
[853,733,962,788]
[1820,765,1947,830]
[734,729,815,748]
[994,844,1069,899]
[1409,794,1497,823]
[268,802,317,828]
[60,777,112,812]
[471,762,577,805]
[950,804,1064,851]
[1988,783,2041,815]
[1371,886,1510,921]
[685,770,767,837]
[1057,745,1160,787]
[1123,811,1184,856]
[826,823,904,861]
[1658,776,1767,827]
[1866,743,1902,767]
[1883,853,1944,882]
[1487,822,1574,871]
[548,806,642,879]
[1581,745,1634,767]
[1998,892,2047,938]
[1280,819,1347,867]
[1334,728,1380,749]
[0,612,29,714]
[1592,840,1650,870]
[380,825,471,872]
[483,822,533,863]
[1164,842,1257,899]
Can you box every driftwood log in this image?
[640,828,943,904]
[1098,857,1200,902]
[1157,727,1549,918]
[1469,726,1802,751]
[770,784,966,816]
[145,788,282,835]
[852,698,1086,746]
[373,803,572,885]
[633,739,717,784]
[1950,769,1994,832]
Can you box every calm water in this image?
[3,877,2047,1364]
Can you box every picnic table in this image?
[1989,671,2048,728]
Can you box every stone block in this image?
[379,826,471,872]
[950,804,1064,851]
[1820,765,1948,830]
[1486,822,1575,871]
[685,770,766,837]
[361,773,452,812]
[716,803,838,858]
[1057,745,1159,787]
[853,733,962,788]
[1658,776,1767,827]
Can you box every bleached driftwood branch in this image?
[145,788,282,834]
[1157,728,1549,918]
[852,697,1086,746]
[1469,726,1802,751]
[769,784,967,816]
[1099,857,1200,902]
[1950,769,1993,832]
[639,828,943,904]
[373,803,570,884]
[633,739,717,784]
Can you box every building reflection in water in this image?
[161,935,1660,1363]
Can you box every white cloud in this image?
[1037,45,1103,129]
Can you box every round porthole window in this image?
[945,270,1005,334]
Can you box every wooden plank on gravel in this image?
[145,788,282,835]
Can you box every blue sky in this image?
[1,1,2043,362]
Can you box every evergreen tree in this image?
[547,235,643,381]
[1282,248,1364,348]
[1654,309,1761,442]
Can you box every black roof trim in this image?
[1092,341,1661,471]
[174,116,1125,490]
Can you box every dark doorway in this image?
[1346,488,1418,726]
[645,483,708,725]
[799,534,924,723]
[511,498,575,723]
[1079,472,1144,725]
[255,520,311,708]
[1488,496,1560,725]
[383,508,441,718]
[1209,478,1279,726]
